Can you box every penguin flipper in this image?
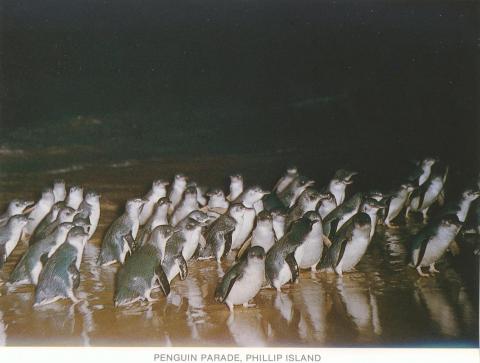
[123,232,136,252]
[223,231,233,258]
[175,255,188,280]
[414,236,430,268]
[335,239,348,268]
[0,243,6,269]
[236,235,252,261]
[68,262,80,290]
[40,253,49,267]
[285,252,299,283]
[437,189,445,206]
[329,218,339,239]
[155,265,171,296]
[214,261,245,303]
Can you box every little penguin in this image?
[271,208,287,240]
[316,192,337,219]
[285,188,323,229]
[34,226,89,306]
[188,181,208,207]
[317,212,372,276]
[76,190,101,239]
[65,185,84,210]
[407,157,437,186]
[407,164,448,221]
[171,186,199,226]
[114,225,175,306]
[162,219,206,283]
[168,174,188,214]
[138,179,169,225]
[227,174,244,202]
[0,215,29,269]
[231,203,256,250]
[9,222,75,285]
[326,169,358,206]
[436,188,480,224]
[215,246,266,311]
[135,197,170,249]
[0,199,33,227]
[199,205,242,262]
[410,214,461,276]
[273,166,299,194]
[237,210,276,259]
[233,185,269,216]
[30,206,77,246]
[278,176,315,209]
[98,198,145,266]
[295,211,328,271]
[206,188,229,211]
[384,182,416,227]
[265,216,315,291]
[53,179,67,203]
[25,188,55,236]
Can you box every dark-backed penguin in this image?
[53,179,67,203]
[162,219,206,283]
[198,205,243,262]
[138,179,169,225]
[407,157,437,186]
[97,198,145,266]
[285,188,323,229]
[437,188,480,223]
[271,208,287,240]
[233,186,268,209]
[9,222,75,285]
[114,225,174,306]
[0,199,33,227]
[135,197,170,249]
[227,174,243,202]
[168,174,188,214]
[76,190,101,239]
[265,216,314,291]
[215,246,266,311]
[65,185,84,210]
[316,192,337,219]
[273,166,299,194]
[326,169,358,205]
[34,226,89,306]
[278,175,315,209]
[0,215,29,269]
[25,188,55,236]
[171,186,199,226]
[317,212,372,276]
[410,214,461,276]
[406,164,448,221]
[384,182,416,227]
[30,206,77,246]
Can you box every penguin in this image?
[316,191,337,219]
[135,197,170,249]
[227,174,243,202]
[114,225,174,306]
[285,188,323,229]
[265,217,314,291]
[278,175,315,208]
[273,166,299,194]
[138,179,169,225]
[76,190,101,239]
[176,210,210,228]
[214,246,266,311]
[271,208,287,240]
[198,205,242,262]
[436,188,480,223]
[188,181,208,207]
[295,211,328,271]
[25,188,55,236]
[410,214,461,276]
[97,198,145,266]
[406,164,448,221]
[206,188,229,211]
[168,174,188,214]
[0,199,34,227]
[171,186,199,226]
[317,212,372,276]
[407,157,437,186]
[230,204,256,250]
[53,179,67,203]
[30,206,77,245]
[384,182,416,227]
[322,192,363,239]
[34,226,89,306]
[358,197,385,240]
[9,222,75,285]
[325,169,358,205]
[65,185,84,210]
[161,218,206,283]
[233,185,269,215]
[72,215,91,235]
[0,215,29,269]
[237,210,276,259]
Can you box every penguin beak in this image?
[23,205,36,214]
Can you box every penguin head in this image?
[247,246,266,261]
[297,176,315,188]
[229,174,243,184]
[151,225,175,245]
[206,188,224,199]
[300,188,321,205]
[126,198,145,215]
[186,210,209,224]
[334,169,358,184]
[440,214,461,229]
[53,179,66,188]
[366,190,384,202]
[400,182,416,193]
[270,208,286,221]
[462,189,480,202]
[8,214,29,229]
[361,198,385,214]
[303,211,321,224]
[73,216,91,234]
[152,179,169,194]
[421,157,437,168]
[353,213,372,231]
[183,186,198,201]
[58,207,77,222]
[184,219,204,231]
[41,188,55,204]
[68,185,84,196]
[84,190,101,204]
[318,191,337,206]
[9,199,34,214]
[244,186,269,203]
[173,174,188,188]
[229,203,246,219]
[58,222,76,234]
[66,226,89,248]
[257,210,273,223]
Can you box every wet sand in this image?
[0,154,478,347]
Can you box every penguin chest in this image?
[89,207,100,236]
[139,201,155,224]
[182,230,201,261]
[338,235,369,271]
[422,181,443,208]
[272,221,285,240]
[30,261,43,285]
[387,196,406,220]
[275,262,292,289]
[232,213,255,249]
[251,229,275,252]
[298,230,323,268]
[417,231,456,266]
[226,263,265,305]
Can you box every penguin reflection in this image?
[227,309,268,347]
[0,309,6,346]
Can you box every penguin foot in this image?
[226,302,234,312]
[416,266,429,277]
[242,302,256,308]
[429,264,440,274]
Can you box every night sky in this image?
[1,1,478,170]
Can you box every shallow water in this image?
[0,154,478,347]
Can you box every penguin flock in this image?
[0,158,478,313]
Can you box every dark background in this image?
[0,0,478,175]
